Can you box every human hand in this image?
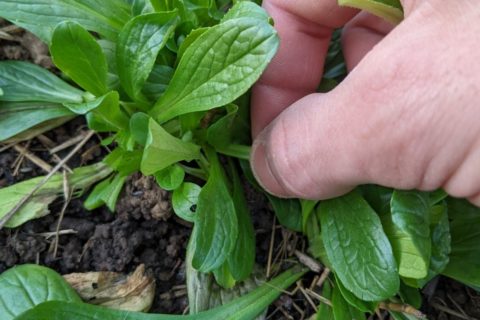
[250,0,480,206]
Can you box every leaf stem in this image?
[217,144,251,160]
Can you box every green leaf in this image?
[0,0,131,43]
[16,267,304,320]
[142,65,174,101]
[442,198,480,287]
[155,164,185,191]
[172,182,202,222]
[266,195,303,232]
[192,149,238,272]
[332,284,365,320]
[360,184,392,215]
[405,203,451,288]
[0,163,113,228]
[399,281,422,309]
[132,0,155,15]
[151,0,175,12]
[301,199,319,233]
[316,281,334,320]
[335,277,377,313]
[308,232,333,269]
[220,1,270,22]
[64,92,116,115]
[117,12,178,102]
[104,148,142,176]
[319,190,399,301]
[141,118,201,175]
[207,104,238,149]
[84,178,112,210]
[0,264,81,320]
[86,91,129,131]
[338,0,403,24]
[150,11,278,123]
[226,160,255,281]
[84,171,127,212]
[98,40,120,90]
[130,112,151,145]
[0,102,74,141]
[0,61,85,103]
[51,21,108,96]
[176,27,208,63]
[386,190,431,279]
[104,174,128,212]
[213,263,236,289]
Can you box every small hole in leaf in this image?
[190,205,197,212]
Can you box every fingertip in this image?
[251,135,290,197]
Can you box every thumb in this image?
[250,5,480,200]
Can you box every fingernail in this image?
[251,139,286,197]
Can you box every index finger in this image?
[251,0,358,137]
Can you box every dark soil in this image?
[1,25,479,320]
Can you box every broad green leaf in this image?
[335,277,377,313]
[16,267,305,320]
[338,0,403,24]
[266,195,302,232]
[150,12,279,123]
[143,65,174,101]
[0,163,113,228]
[117,12,178,102]
[0,265,81,320]
[220,1,270,22]
[141,118,201,175]
[130,112,151,145]
[51,21,108,96]
[442,198,480,287]
[320,190,399,301]
[332,285,365,320]
[192,149,238,272]
[386,190,431,279]
[155,164,185,191]
[226,160,255,281]
[0,0,131,43]
[0,61,85,103]
[405,203,451,288]
[0,102,74,141]
[172,182,202,222]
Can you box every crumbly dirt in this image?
[1,23,479,320]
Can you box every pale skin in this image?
[250,0,480,206]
